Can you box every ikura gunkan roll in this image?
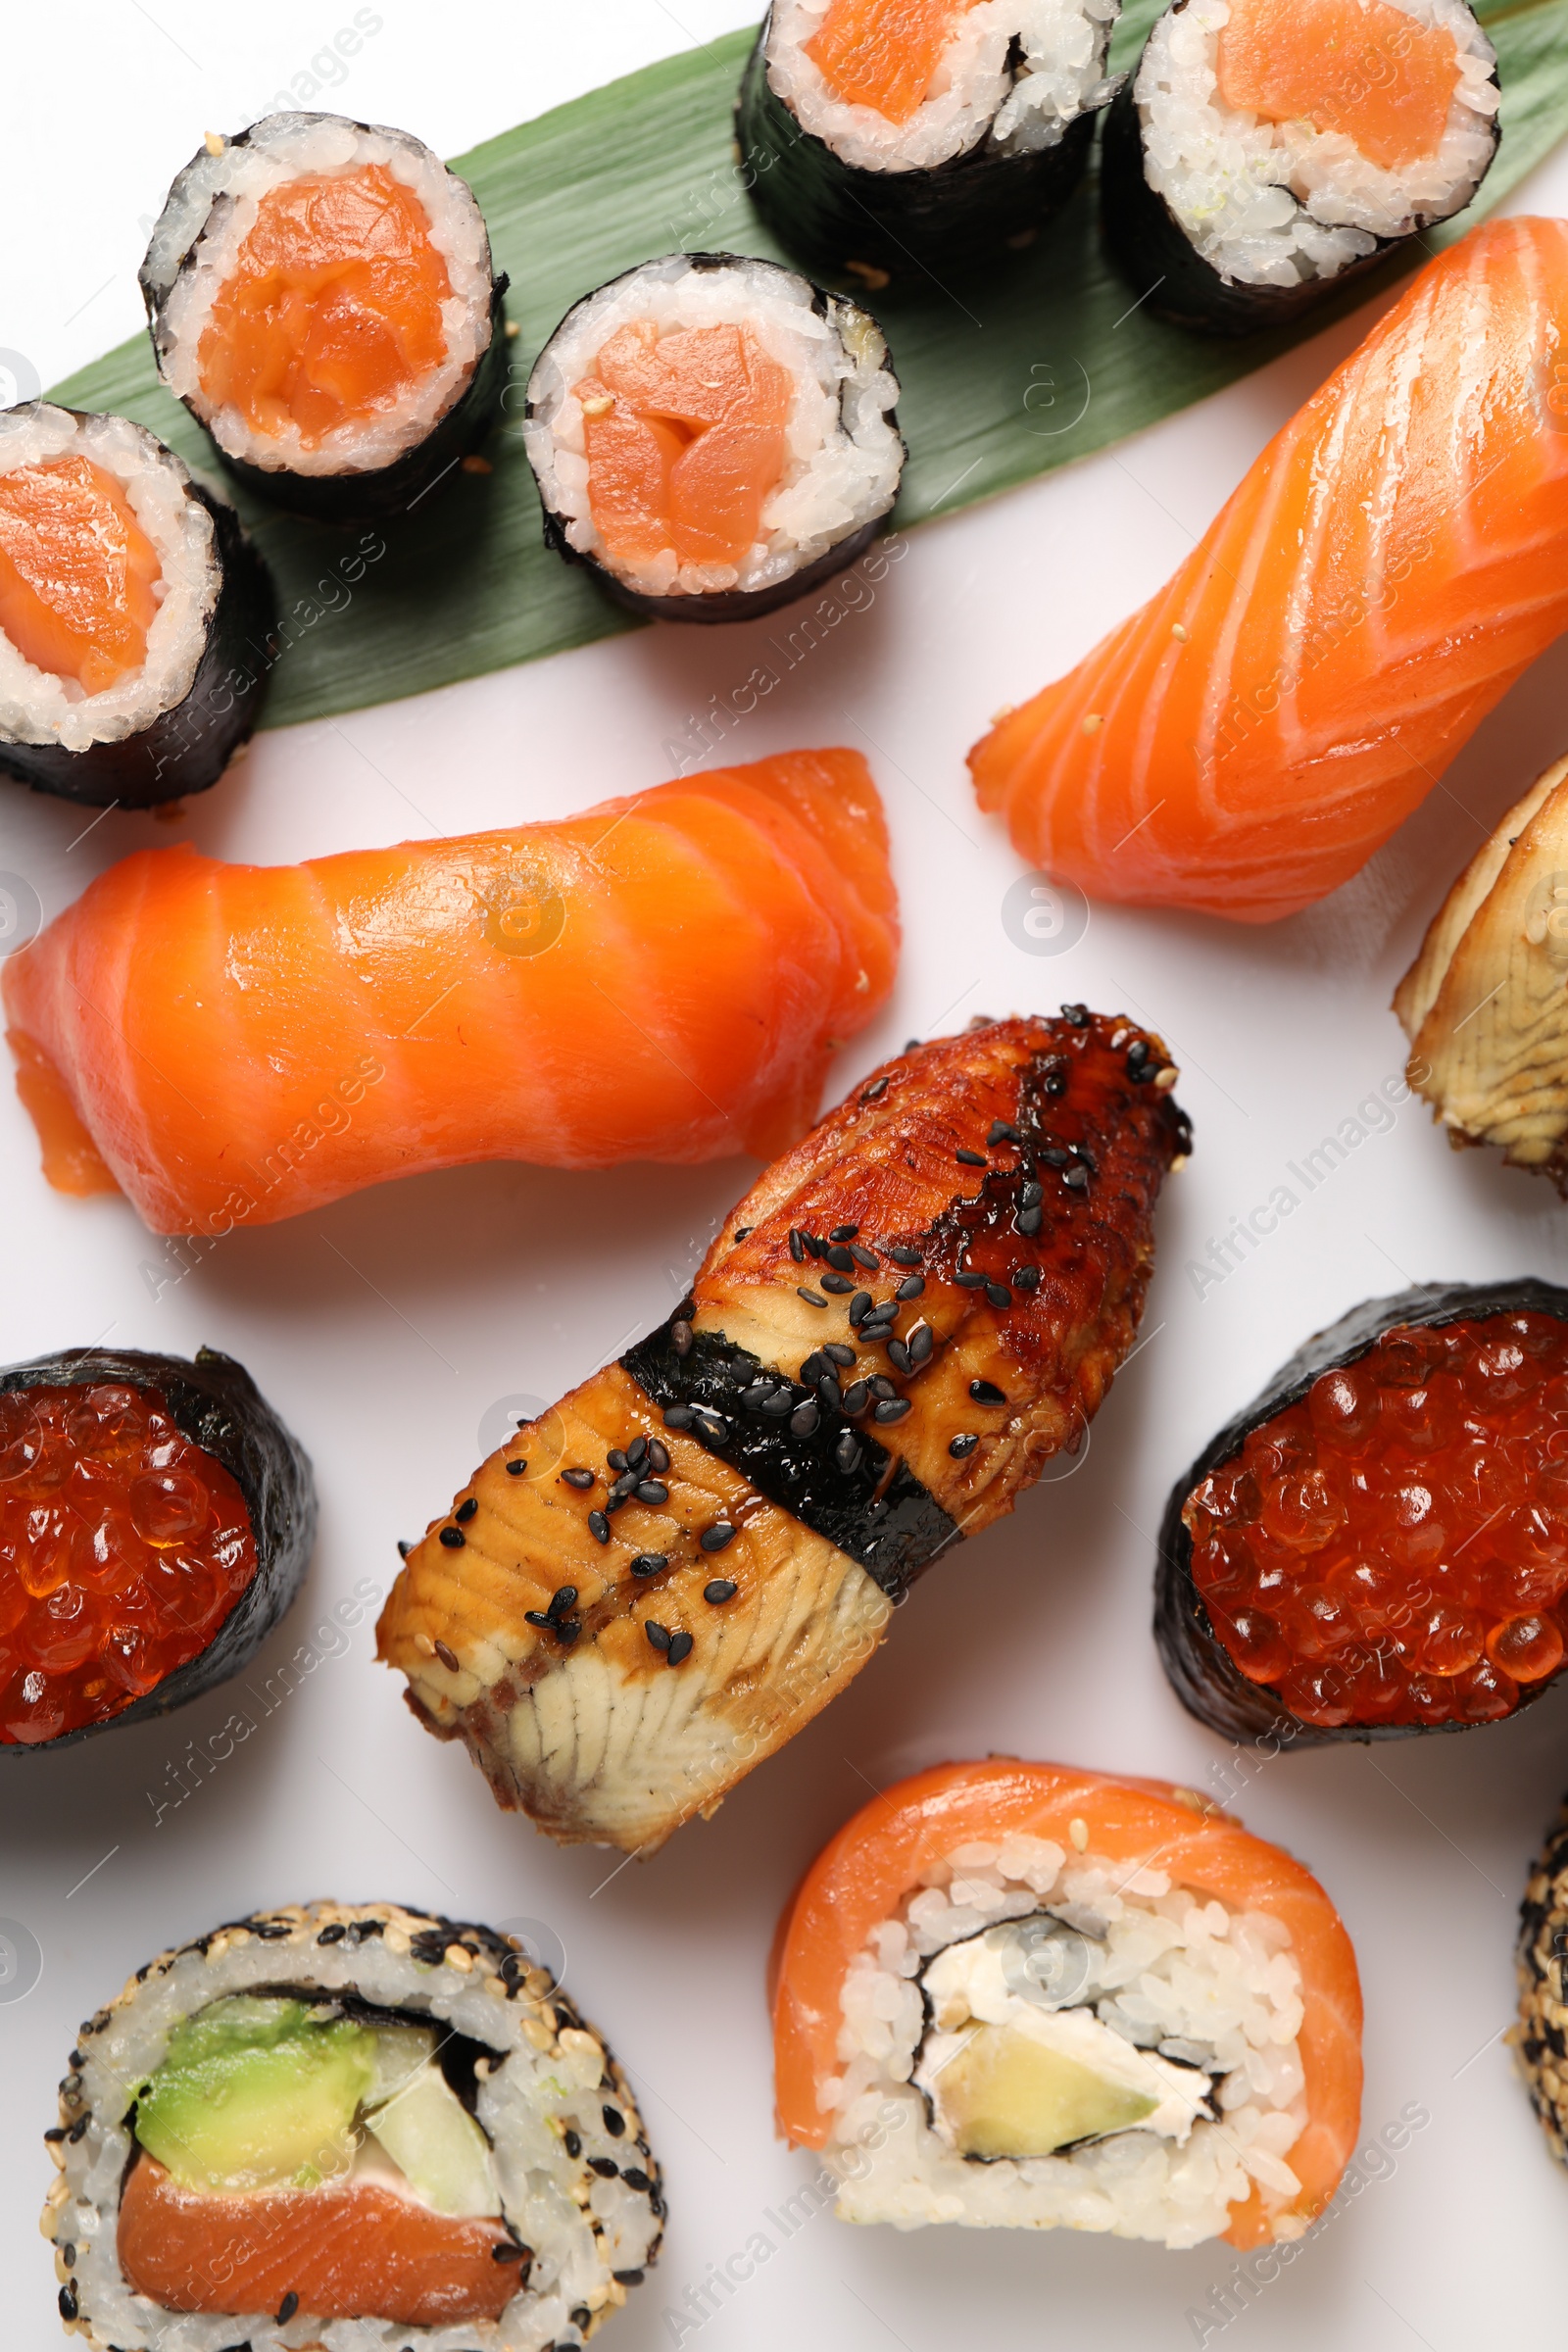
[1157,1282,1568,1742]
[736,0,1120,279]
[140,113,507,521]
[43,1900,662,2348]
[1101,0,1498,335]
[0,1348,314,1752]
[523,252,904,624]
[0,406,273,808]
[772,1761,1362,2244]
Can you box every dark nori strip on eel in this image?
[1,1346,315,1754]
[0,483,276,809]
[1154,1279,1568,1746]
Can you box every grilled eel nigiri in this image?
[377,1012,1191,1850]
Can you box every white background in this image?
[5,6,1568,2347]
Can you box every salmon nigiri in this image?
[3,749,898,1236]
[969,218,1568,923]
[772,1759,1364,2247]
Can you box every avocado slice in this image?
[933,2023,1159,2160]
[366,2061,501,2216]
[134,1996,376,2194]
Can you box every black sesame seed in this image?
[954,1267,986,1289]
[1127,1037,1150,1064]
[896,1274,925,1300]
[662,1404,695,1430]
[1013,1264,1043,1291]
[835,1432,862,1474]
[848,1290,873,1325]
[761,1392,794,1417]
[798,1286,829,1307]
[801,1350,828,1385]
[456,1496,477,1523]
[790,1399,820,1438]
[505,1458,527,1477]
[645,1621,671,1652]
[988,1120,1021,1146]
[563,1467,594,1490]
[986,1283,1012,1310]
[666,1630,694,1665]
[603,2104,626,2135]
[804,1232,826,1257]
[1020,1180,1044,1208]
[588,1510,611,1544]
[1040,1145,1070,1167]
[908,1324,935,1366]
[1016,1205,1044,1237]
[557,1620,582,1645]
[841,1381,869,1414]
[276,2293,300,2325]
[573,2307,594,2328]
[696,1410,730,1442]
[825,1244,856,1272]
[636,1480,670,1504]
[317,1921,348,1946]
[438,1526,465,1548]
[1045,1068,1068,1097]
[867,1375,897,1400]
[590,2156,620,2179]
[550,1586,579,1617]
[525,1610,553,1630]
[850,1244,879,1270]
[704,1579,738,1604]
[823,1342,857,1367]
[1062,1002,1090,1025]
[626,1437,649,1469]
[817,1373,843,1411]
[950,1433,980,1458]
[397,1539,413,1557]
[886,1339,910,1373]
[862,1076,889,1102]
[621,2167,653,2192]
[564,2130,583,2158]
[701,1523,737,1552]
[646,1440,669,1474]
[59,2285,78,2323]
[742,1382,774,1410]
[827,1222,857,1242]
[631,1552,668,1577]
[1075,1145,1099,1174]
[671,1319,694,1357]
[614,2267,647,2284]
[874,1396,912,1424]
[888,1246,923,1267]
[956,1148,987,1167]
[789,1228,807,1262]
[820,1273,854,1294]
[734,1224,754,1240]
[970,1379,1006,1405]
[1063,1164,1089,1191]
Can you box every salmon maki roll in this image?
[968,219,1568,923]
[771,1759,1362,2244]
[523,253,904,623]
[2,749,898,1234]
[377,1011,1190,1850]
[43,1899,662,2349]
[140,113,507,522]
[1102,0,1497,335]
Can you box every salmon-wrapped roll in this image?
[377,1012,1190,1850]
[3,749,898,1234]
[771,1760,1363,2247]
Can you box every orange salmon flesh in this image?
[0,455,161,693]
[805,0,981,122]
[117,2155,517,2326]
[578,320,793,570]
[197,163,452,447]
[1216,0,1461,172]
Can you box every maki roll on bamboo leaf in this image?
[771,1760,1363,2243]
[1156,1282,1568,1743]
[523,252,904,624]
[1101,0,1499,336]
[379,1011,1191,1851]
[737,0,1120,282]
[43,1899,662,2346]
[0,1346,314,1751]
[140,113,508,523]
[0,406,273,808]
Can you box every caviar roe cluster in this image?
[0,1383,256,1744]
[1184,1313,1568,1730]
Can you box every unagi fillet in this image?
[377,1012,1191,1850]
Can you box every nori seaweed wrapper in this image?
[0,482,275,809]
[1154,1280,1568,1745]
[736,15,1099,283]
[0,1345,316,1755]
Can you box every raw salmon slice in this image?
[968,219,1568,924]
[117,2154,517,2325]
[1217,0,1460,171]
[806,0,981,122]
[579,320,793,569]
[0,454,161,693]
[2,750,899,1235]
[198,163,451,446]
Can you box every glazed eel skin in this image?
[377,1013,1191,1850]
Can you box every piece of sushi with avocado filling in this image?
[523,252,904,623]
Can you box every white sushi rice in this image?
[1137,0,1497,286]
[144,113,494,475]
[820,1835,1309,2246]
[765,0,1120,170]
[49,1906,660,2352]
[524,254,903,603]
[0,405,220,754]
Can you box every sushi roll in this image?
[42,1898,662,2347]
[735,0,1120,283]
[140,113,508,523]
[522,252,904,624]
[0,1347,314,1752]
[1516,1801,1568,2168]
[772,1759,1363,2242]
[0,406,273,808]
[378,1011,1191,1850]
[1157,1281,1568,1743]
[1101,0,1499,336]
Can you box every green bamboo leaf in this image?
[48,9,1568,730]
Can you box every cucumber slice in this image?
[366,2061,501,2217]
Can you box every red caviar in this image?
[0,1383,256,1744]
[1185,1313,1568,1729]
